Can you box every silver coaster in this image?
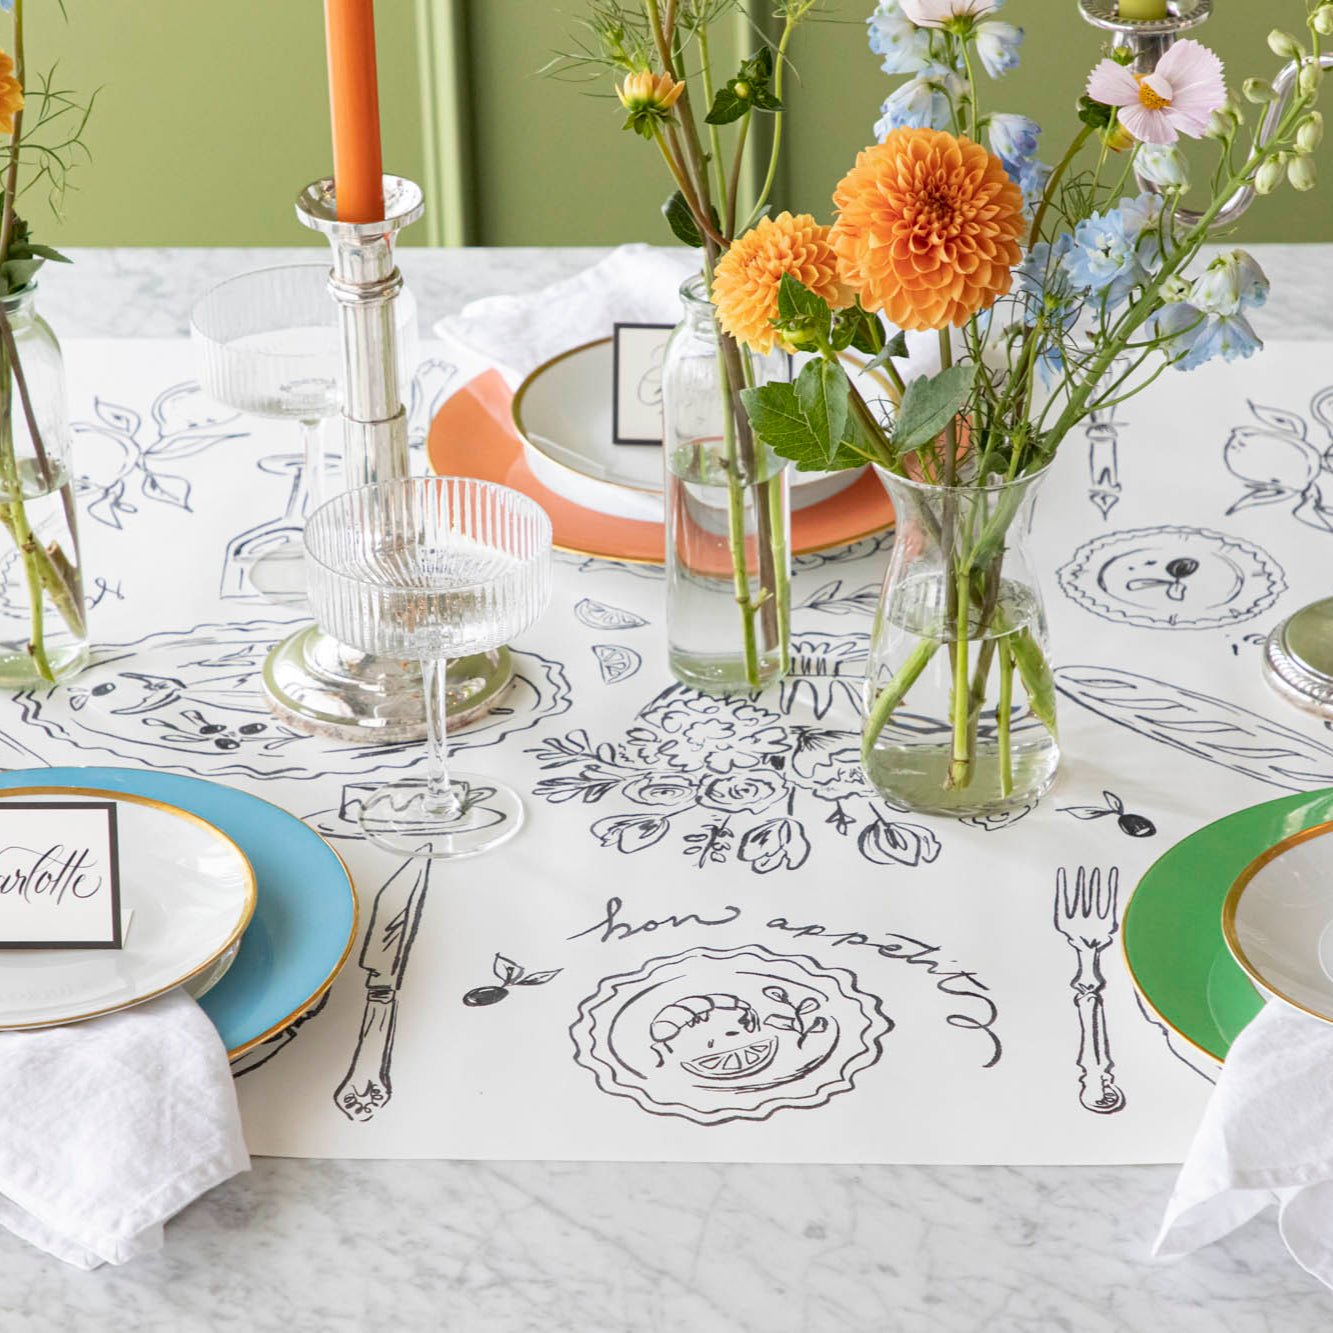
[1262,598,1333,719]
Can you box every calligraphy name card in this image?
[0,802,122,949]
[612,323,674,445]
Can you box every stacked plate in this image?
[0,767,356,1061]
[429,339,897,563]
[1125,788,1333,1062]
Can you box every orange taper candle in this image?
[323,0,385,223]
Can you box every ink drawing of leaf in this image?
[493,954,522,984]
[94,398,141,437]
[764,1015,796,1031]
[1249,401,1307,438]
[1063,806,1114,821]
[516,969,562,986]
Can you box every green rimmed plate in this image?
[1125,787,1333,1063]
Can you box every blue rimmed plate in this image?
[0,766,357,1058]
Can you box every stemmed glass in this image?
[304,478,553,859]
[191,264,418,604]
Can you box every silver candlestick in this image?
[261,175,514,740]
[1080,1,1333,719]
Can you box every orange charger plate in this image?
[427,369,895,565]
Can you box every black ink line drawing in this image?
[1054,866,1126,1115]
[1224,390,1333,531]
[793,530,894,570]
[1057,526,1286,630]
[1084,395,1123,521]
[463,953,563,1007]
[1053,665,1333,791]
[795,579,880,618]
[592,643,641,684]
[334,857,431,1122]
[960,804,1033,832]
[570,944,892,1125]
[87,578,125,610]
[220,454,318,600]
[1059,790,1156,838]
[530,638,947,870]
[407,359,461,453]
[13,622,572,781]
[573,597,648,631]
[73,382,247,529]
[555,550,665,581]
[230,991,330,1079]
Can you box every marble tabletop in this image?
[5,245,1333,1333]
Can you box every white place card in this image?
[612,322,674,445]
[0,802,122,949]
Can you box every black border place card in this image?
[612,322,675,445]
[0,801,123,949]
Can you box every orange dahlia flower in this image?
[712,211,850,354]
[830,129,1024,331]
[0,52,23,138]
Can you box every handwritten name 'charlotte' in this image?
[0,844,103,907]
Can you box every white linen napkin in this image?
[1154,1000,1333,1287]
[0,988,249,1269]
[432,242,700,387]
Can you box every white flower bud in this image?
[1255,157,1285,194]
[1314,5,1333,37]
[1289,154,1318,191]
[1205,108,1237,140]
[1161,274,1192,303]
[1268,29,1303,60]
[1298,112,1324,152]
[1299,61,1323,97]
[1244,77,1278,104]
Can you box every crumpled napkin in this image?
[0,988,249,1269]
[1154,999,1333,1288]
[433,242,699,386]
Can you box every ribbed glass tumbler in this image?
[304,477,553,859]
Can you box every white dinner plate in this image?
[511,338,882,522]
[0,788,257,1030]
[1223,820,1333,1024]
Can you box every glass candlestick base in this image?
[261,626,515,743]
[1262,598,1333,719]
[358,775,526,859]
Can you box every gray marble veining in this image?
[4,246,1333,1332]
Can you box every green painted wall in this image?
[24,0,425,249]
[17,0,1330,248]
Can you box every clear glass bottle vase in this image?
[662,276,791,694]
[861,466,1059,816]
[0,284,88,685]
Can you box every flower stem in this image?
[861,635,940,767]
[997,638,1014,797]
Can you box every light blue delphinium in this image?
[874,73,961,136]
[868,0,938,76]
[988,112,1040,163]
[1003,154,1051,215]
[1135,144,1189,191]
[1064,207,1146,309]
[1188,249,1270,317]
[1155,301,1262,370]
[1118,191,1166,268]
[975,20,1024,78]
[1016,234,1079,373]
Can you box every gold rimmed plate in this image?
[1223,819,1333,1025]
[0,787,257,1031]
[0,768,357,1059]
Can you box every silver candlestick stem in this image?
[1080,2,1333,720]
[260,174,513,740]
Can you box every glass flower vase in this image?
[0,284,88,686]
[861,467,1059,817]
[662,275,791,694]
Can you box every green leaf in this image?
[1077,94,1115,132]
[863,330,908,372]
[705,86,748,125]
[662,190,703,248]
[741,380,867,474]
[740,47,774,84]
[892,365,977,456]
[749,85,782,113]
[794,359,849,465]
[775,273,831,337]
[27,244,70,265]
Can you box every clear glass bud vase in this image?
[662,276,791,694]
[861,467,1059,816]
[0,284,88,685]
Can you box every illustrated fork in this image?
[1054,866,1126,1115]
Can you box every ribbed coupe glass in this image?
[304,478,552,859]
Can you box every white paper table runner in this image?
[5,336,1332,1162]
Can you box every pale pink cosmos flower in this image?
[1086,39,1226,145]
[900,0,998,29]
